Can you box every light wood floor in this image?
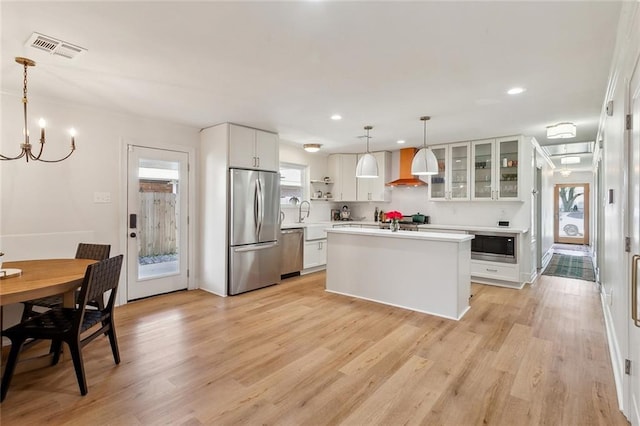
[0,272,629,425]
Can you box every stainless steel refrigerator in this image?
[228,168,280,295]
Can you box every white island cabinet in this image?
[325,228,474,320]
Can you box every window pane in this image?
[280,163,306,205]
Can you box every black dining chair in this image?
[20,243,111,321]
[1,255,124,402]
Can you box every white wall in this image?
[1,93,199,325]
[598,1,639,416]
[1,93,199,256]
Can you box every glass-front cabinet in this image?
[472,140,494,200]
[471,137,520,201]
[497,137,519,199]
[429,146,447,199]
[429,143,470,201]
[449,143,470,199]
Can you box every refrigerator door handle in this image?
[254,178,260,236]
[233,242,278,253]
[257,177,263,237]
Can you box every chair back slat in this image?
[77,255,123,317]
[75,243,111,261]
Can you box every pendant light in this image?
[355,125,379,178]
[411,116,438,175]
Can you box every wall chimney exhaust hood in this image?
[386,148,427,187]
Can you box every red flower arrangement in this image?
[385,211,403,221]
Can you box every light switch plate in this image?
[94,192,111,203]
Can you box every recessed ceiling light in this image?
[560,156,580,164]
[507,87,526,95]
[547,122,576,139]
[331,114,342,120]
[396,140,405,144]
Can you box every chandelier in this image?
[1,57,76,163]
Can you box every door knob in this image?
[130,232,137,238]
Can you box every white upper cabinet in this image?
[328,154,357,201]
[429,143,470,201]
[495,137,519,200]
[471,137,520,201]
[357,151,391,202]
[228,124,279,171]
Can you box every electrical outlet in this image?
[93,192,111,203]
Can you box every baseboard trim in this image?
[600,291,625,413]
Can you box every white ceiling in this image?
[1,1,622,172]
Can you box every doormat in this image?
[543,253,595,281]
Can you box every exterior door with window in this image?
[554,184,589,245]
[127,145,189,300]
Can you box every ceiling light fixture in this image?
[303,143,322,153]
[547,122,576,139]
[559,168,572,177]
[560,156,580,165]
[331,114,342,120]
[355,125,378,178]
[397,140,406,144]
[1,57,76,163]
[411,116,438,175]
[507,87,526,95]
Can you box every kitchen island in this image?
[325,227,474,320]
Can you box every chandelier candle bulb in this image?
[39,118,45,140]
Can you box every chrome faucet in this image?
[298,200,311,222]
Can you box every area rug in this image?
[543,253,595,281]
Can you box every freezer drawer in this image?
[229,242,280,295]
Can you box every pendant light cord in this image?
[420,116,430,149]
[364,125,373,153]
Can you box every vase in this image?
[390,220,400,232]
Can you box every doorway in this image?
[554,184,589,245]
[127,145,189,300]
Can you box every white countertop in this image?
[416,224,528,234]
[281,221,377,229]
[326,227,474,242]
[282,221,528,234]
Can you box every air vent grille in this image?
[25,32,86,59]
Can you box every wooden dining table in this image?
[1,258,96,307]
[1,258,96,374]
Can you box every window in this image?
[280,163,306,206]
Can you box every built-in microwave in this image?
[471,232,517,264]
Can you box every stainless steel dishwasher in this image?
[280,228,304,278]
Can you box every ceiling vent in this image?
[25,32,86,59]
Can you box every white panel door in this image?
[127,145,189,300]
[627,60,640,426]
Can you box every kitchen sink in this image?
[305,224,329,240]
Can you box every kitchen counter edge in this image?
[326,227,474,242]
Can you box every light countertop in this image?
[416,224,528,234]
[282,221,528,234]
[326,227,474,242]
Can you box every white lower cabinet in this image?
[470,260,519,284]
[304,239,327,269]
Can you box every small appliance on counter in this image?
[340,205,351,220]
